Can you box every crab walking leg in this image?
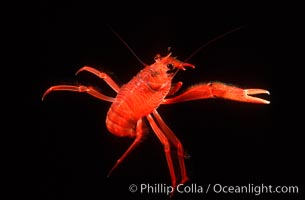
[162,82,270,104]
[147,114,177,193]
[168,82,183,96]
[42,85,115,102]
[107,119,145,177]
[152,110,188,184]
[76,66,121,92]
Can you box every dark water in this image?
[33,3,302,200]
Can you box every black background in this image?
[36,2,302,200]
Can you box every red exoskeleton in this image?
[42,29,270,196]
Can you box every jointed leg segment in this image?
[152,110,188,184]
[168,82,183,96]
[107,119,145,177]
[147,114,177,190]
[42,66,120,102]
[163,82,270,104]
[42,85,115,102]
[76,66,120,92]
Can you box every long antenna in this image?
[108,26,147,67]
[184,26,245,62]
[172,26,245,79]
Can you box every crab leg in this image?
[42,85,115,102]
[163,82,270,104]
[76,66,120,92]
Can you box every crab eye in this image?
[166,63,175,74]
[167,63,174,70]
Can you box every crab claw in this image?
[179,62,195,70]
[243,89,270,104]
[162,82,270,105]
[207,83,270,104]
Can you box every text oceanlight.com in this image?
[128,183,299,196]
